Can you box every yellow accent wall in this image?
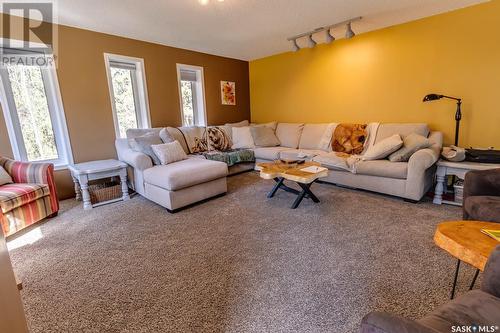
[250,0,500,148]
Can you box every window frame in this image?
[176,64,207,127]
[0,41,74,170]
[104,53,151,138]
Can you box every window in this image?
[104,54,151,138]
[0,51,73,168]
[176,64,207,126]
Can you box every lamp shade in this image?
[423,94,443,102]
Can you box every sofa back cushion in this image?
[299,123,337,151]
[165,127,190,154]
[232,127,255,149]
[374,123,429,144]
[0,166,13,186]
[131,133,163,165]
[126,128,162,139]
[276,123,304,148]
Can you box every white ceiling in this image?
[42,0,489,60]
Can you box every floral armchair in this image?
[0,157,59,237]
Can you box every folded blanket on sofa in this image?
[199,149,255,167]
[314,152,362,173]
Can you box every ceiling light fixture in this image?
[287,16,361,52]
[345,22,355,39]
[307,35,316,48]
[325,29,335,44]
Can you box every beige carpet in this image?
[9,172,474,333]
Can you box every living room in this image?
[0,1,499,332]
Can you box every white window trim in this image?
[176,64,207,127]
[104,53,151,138]
[0,39,74,170]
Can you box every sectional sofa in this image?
[115,122,442,211]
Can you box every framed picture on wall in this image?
[221,81,236,105]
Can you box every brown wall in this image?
[0,17,250,199]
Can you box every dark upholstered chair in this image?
[359,245,500,333]
[463,168,500,222]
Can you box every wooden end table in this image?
[69,159,130,210]
[255,161,328,209]
[433,160,500,206]
[434,220,499,299]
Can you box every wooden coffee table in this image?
[434,220,499,298]
[255,161,328,209]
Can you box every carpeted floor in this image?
[9,171,475,333]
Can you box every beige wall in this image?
[0,17,250,198]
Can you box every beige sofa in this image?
[115,128,230,212]
[116,122,442,212]
[253,123,442,202]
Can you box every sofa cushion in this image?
[225,120,249,128]
[388,133,432,162]
[374,123,430,144]
[232,127,255,149]
[299,123,336,151]
[0,183,50,213]
[363,134,403,161]
[464,196,500,222]
[126,128,162,139]
[250,126,280,147]
[275,123,304,148]
[280,149,328,161]
[143,158,228,191]
[356,160,408,179]
[251,121,277,131]
[418,290,500,332]
[254,147,294,160]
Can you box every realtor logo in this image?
[0,1,58,67]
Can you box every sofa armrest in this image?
[463,169,500,202]
[404,148,439,200]
[481,245,500,298]
[115,139,152,171]
[1,158,59,213]
[360,312,436,333]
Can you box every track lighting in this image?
[287,16,361,52]
[307,35,316,48]
[325,29,335,44]
[345,22,355,39]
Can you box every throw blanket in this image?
[200,149,255,167]
[315,152,363,173]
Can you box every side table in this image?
[433,159,500,206]
[68,159,130,210]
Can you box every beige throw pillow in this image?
[250,126,280,147]
[232,127,255,149]
[152,141,187,165]
[159,128,175,143]
[0,166,13,186]
[388,133,431,162]
[363,134,403,160]
[251,121,278,131]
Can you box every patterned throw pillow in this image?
[331,124,368,155]
[208,127,232,151]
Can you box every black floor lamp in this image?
[423,94,462,146]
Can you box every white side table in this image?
[68,159,130,210]
[433,160,500,206]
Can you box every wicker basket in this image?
[88,182,122,204]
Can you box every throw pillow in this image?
[251,121,278,131]
[132,133,163,165]
[159,128,175,144]
[363,134,403,160]
[250,126,280,147]
[208,126,232,151]
[388,133,431,162]
[232,126,255,149]
[151,141,187,165]
[331,124,368,155]
[0,166,13,186]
